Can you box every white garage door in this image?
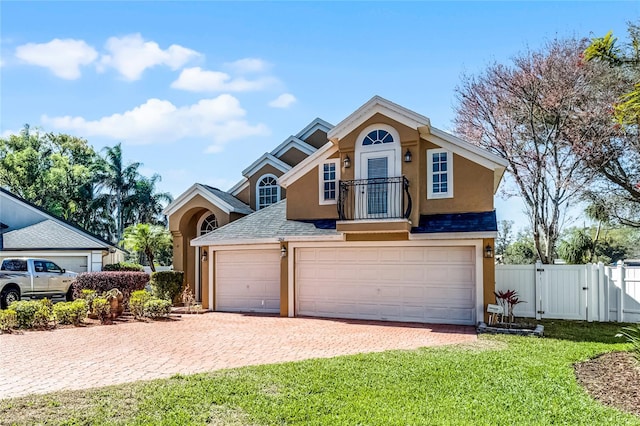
[37,256,88,273]
[296,246,476,325]
[216,249,280,313]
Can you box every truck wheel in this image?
[0,287,20,309]
[66,286,74,302]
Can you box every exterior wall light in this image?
[404,149,412,163]
[201,250,208,262]
[484,244,493,258]
[343,154,351,169]
[280,245,288,258]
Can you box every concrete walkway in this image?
[0,312,476,399]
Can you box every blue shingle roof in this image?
[411,211,497,234]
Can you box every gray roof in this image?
[192,200,339,245]
[3,220,109,250]
[201,185,253,215]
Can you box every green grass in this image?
[1,320,638,425]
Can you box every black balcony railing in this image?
[338,176,412,220]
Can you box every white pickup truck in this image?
[0,258,78,309]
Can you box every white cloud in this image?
[41,94,269,150]
[171,67,278,93]
[15,38,98,79]
[224,58,270,74]
[99,33,201,80]
[268,93,297,109]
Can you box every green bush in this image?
[103,262,144,272]
[8,299,54,329]
[33,299,54,329]
[79,289,97,310]
[129,290,152,319]
[92,297,111,324]
[150,271,184,302]
[9,301,38,328]
[53,300,88,325]
[0,309,17,333]
[143,298,172,319]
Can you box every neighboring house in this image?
[187,96,508,326]
[0,188,125,272]
[164,118,333,299]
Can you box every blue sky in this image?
[1,1,638,230]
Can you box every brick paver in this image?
[0,313,475,399]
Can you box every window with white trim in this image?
[319,159,339,205]
[199,214,218,236]
[427,149,453,199]
[257,174,280,210]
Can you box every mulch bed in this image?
[575,351,640,417]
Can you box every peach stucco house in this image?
[165,96,507,325]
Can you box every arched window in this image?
[199,214,218,236]
[362,129,394,145]
[257,174,280,210]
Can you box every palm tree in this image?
[129,174,173,226]
[122,223,172,272]
[95,143,141,243]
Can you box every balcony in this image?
[337,176,412,221]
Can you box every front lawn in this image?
[1,320,638,425]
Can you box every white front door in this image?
[356,150,396,219]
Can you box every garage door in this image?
[296,246,476,325]
[36,256,88,273]
[216,249,280,313]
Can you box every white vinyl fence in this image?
[496,262,640,323]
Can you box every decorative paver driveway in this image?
[0,312,475,399]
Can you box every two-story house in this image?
[188,96,508,325]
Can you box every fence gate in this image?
[536,263,588,320]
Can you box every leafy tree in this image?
[0,126,99,222]
[557,228,594,264]
[1,129,173,243]
[122,224,172,273]
[557,224,639,264]
[584,23,640,125]
[496,220,514,257]
[502,232,538,265]
[583,23,640,227]
[455,37,619,263]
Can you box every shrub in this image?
[129,290,152,319]
[33,299,54,329]
[9,301,38,328]
[73,272,149,306]
[103,262,144,272]
[79,289,97,310]
[9,299,54,329]
[53,300,88,325]
[150,271,184,302]
[143,298,172,319]
[0,309,17,333]
[92,297,111,324]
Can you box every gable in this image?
[328,96,430,143]
[163,183,252,217]
[0,188,117,250]
[241,153,291,178]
